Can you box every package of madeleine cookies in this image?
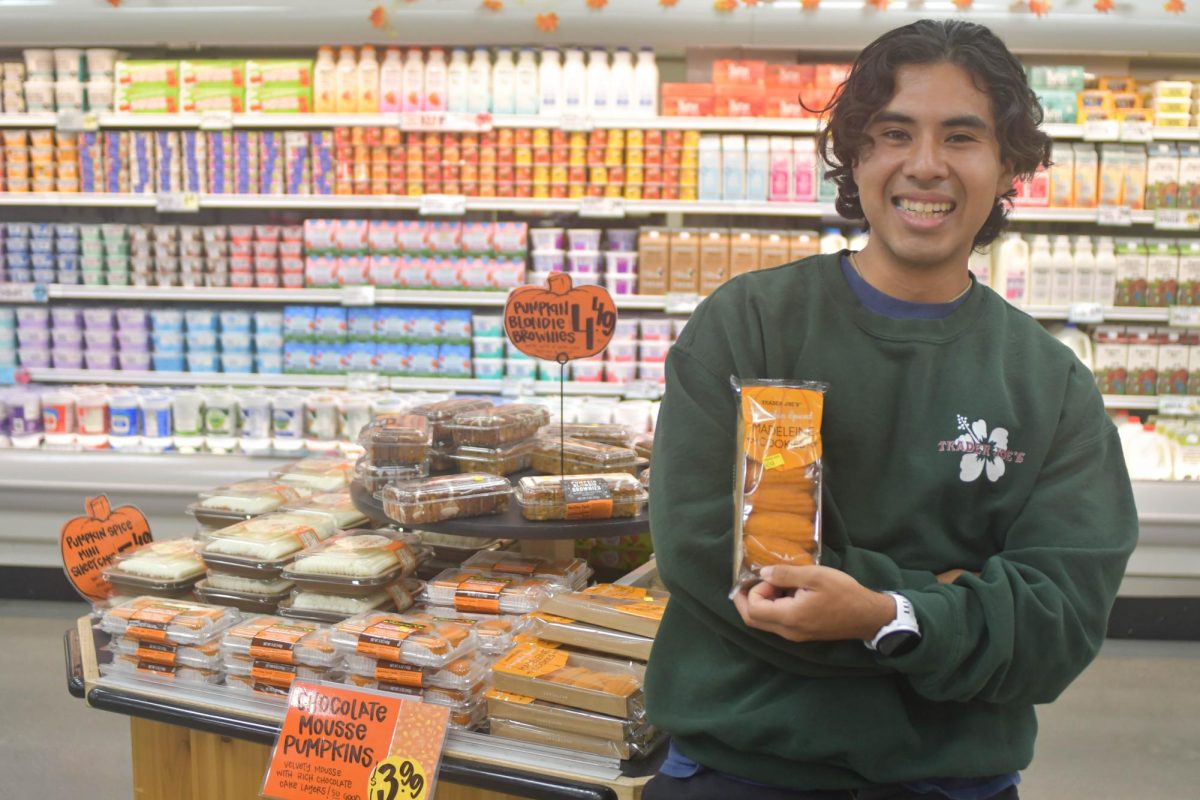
[731,378,827,591]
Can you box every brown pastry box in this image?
[450,439,536,477]
[527,612,654,661]
[485,689,657,745]
[551,422,633,447]
[488,717,653,760]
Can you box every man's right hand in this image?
[936,569,980,584]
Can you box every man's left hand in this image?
[733,565,897,643]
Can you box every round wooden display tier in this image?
[350,477,650,541]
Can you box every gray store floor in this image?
[3,598,1198,800]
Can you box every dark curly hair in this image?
[815,19,1052,250]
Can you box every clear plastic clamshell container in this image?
[488,717,657,761]
[343,651,487,692]
[514,474,648,522]
[341,676,487,729]
[539,584,668,639]
[357,414,433,467]
[109,635,223,671]
[489,641,646,719]
[409,604,528,656]
[410,398,494,446]
[631,433,653,462]
[526,613,654,661]
[443,403,551,448]
[419,568,552,615]
[380,474,512,525]
[186,480,312,528]
[224,673,295,703]
[282,532,427,595]
[331,610,478,668]
[102,538,207,598]
[199,512,338,578]
[413,531,510,563]
[193,576,294,614]
[219,615,341,668]
[486,689,657,749]
[551,422,634,447]
[449,439,535,477]
[223,654,335,688]
[270,457,356,492]
[459,552,592,591]
[532,437,639,476]
[99,596,242,646]
[282,490,370,529]
[276,578,421,624]
[100,653,223,686]
[354,457,430,497]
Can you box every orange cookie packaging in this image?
[731,378,827,591]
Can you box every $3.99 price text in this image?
[369,756,428,800]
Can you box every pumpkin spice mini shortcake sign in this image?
[504,272,617,363]
[60,495,153,602]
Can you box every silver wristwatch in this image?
[864,591,922,657]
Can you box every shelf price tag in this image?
[400,111,493,132]
[1157,395,1200,416]
[0,282,48,303]
[1154,208,1200,232]
[1119,121,1154,143]
[1082,120,1121,142]
[199,110,235,131]
[501,377,536,397]
[664,292,701,314]
[55,109,98,133]
[1168,306,1200,328]
[623,379,664,401]
[340,285,376,307]
[559,113,594,132]
[155,192,200,213]
[1096,205,1133,227]
[419,194,467,216]
[1067,302,1106,324]
[262,682,450,800]
[579,197,626,219]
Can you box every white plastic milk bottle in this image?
[491,48,516,115]
[1072,236,1098,304]
[586,49,610,117]
[539,48,562,116]
[446,48,469,113]
[313,46,337,114]
[335,46,358,114]
[994,232,1030,306]
[1050,234,1076,308]
[514,48,539,115]
[401,48,424,113]
[562,48,586,114]
[1027,234,1053,306]
[379,47,404,113]
[424,48,448,111]
[466,48,491,114]
[609,48,634,115]
[1094,236,1119,307]
[356,45,379,113]
[634,48,659,117]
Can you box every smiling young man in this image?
[644,19,1138,800]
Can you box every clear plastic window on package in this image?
[342,651,487,693]
[485,689,657,747]
[380,474,512,525]
[490,642,647,719]
[100,653,223,686]
[199,512,338,578]
[420,568,552,615]
[223,654,337,689]
[412,531,509,563]
[355,458,431,497]
[631,433,653,462]
[219,615,341,668]
[186,480,312,528]
[443,403,551,448]
[193,577,294,614]
[459,552,592,591]
[449,439,536,477]
[270,456,356,492]
[526,613,654,661]
[407,605,528,656]
[224,673,295,703]
[550,423,634,447]
[282,491,370,530]
[531,437,639,476]
[102,538,206,598]
[277,578,422,624]
[488,717,658,761]
[109,635,223,671]
[341,676,487,729]
[358,414,433,467]
[410,398,494,446]
[514,474,647,522]
[538,584,668,639]
[331,610,478,668]
[282,530,427,594]
[99,596,242,646]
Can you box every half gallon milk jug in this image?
[634,48,659,117]
[401,48,424,113]
[1027,234,1053,306]
[538,48,563,116]
[491,48,516,115]
[445,48,469,113]
[1072,236,1098,304]
[514,48,539,115]
[586,49,610,117]
[356,45,379,113]
[466,48,491,113]
[609,48,634,115]
[335,46,358,114]
[1050,234,1075,308]
[562,48,586,114]
[994,233,1029,306]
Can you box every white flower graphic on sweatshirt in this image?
[955,415,1009,483]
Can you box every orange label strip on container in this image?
[249,624,310,664]
[374,660,425,689]
[562,478,615,521]
[356,619,427,661]
[135,640,179,667]
[126,603,187,643]
[136,660,179,678]
[491,560,540,576]
[251,659,299,688]
[454,577,510,614]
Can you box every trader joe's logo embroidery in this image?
[938,416,1025,483]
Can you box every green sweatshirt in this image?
[646,253,1138,790]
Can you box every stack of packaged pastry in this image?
[194,510,339,614]
[409,397,495,474]
[355,414,434,496]
[442,403,551,478]
[98,595,241,687]
[101,538,207,601]
[486,582,667,760]
[331,610,488,729]
[185,479,312,532]
[276,529,428,623]
[271,456,356,493]
[218,615,342,702]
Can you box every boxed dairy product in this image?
[1123,145,1148,211]
[729,230,760,277]
[1157,333,1190,395]
[637,227,669,295]
[1145,143,1180,210]
[1179,240,1200,306]
[1126,329,1159,395]
[1190,341,1200,395]
[1073,144,1099,208]
[758,231,789,270]
[721,135,746,202]
[1145,239,1179,307]
[1098,144,1125,207]
[1114,238,1148,307]
[1093,326,1128,394]
[180,60,246,113]
[246,60,314,113]
[745,136,769,202]
[699,229,730,295]
[668,229,699,293]
[115,61,180,114]
[1178,144,1200,209]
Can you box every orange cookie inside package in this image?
[731,378,827,590]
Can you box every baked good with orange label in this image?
[514,473,647,521]
[331,610,477,668]
[99,595,242,645]
[490,641,647,718]
[418,568,551,614]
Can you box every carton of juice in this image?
[1073,144,1099,208]
[1114,238,1147,307]
[1145,143,1180,210]
[1093,326,1128,395]
[1157,332,1191,395]
[1126,328,1159,396]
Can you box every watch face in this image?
[877,630,920,657]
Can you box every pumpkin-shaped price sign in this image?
[504,272,617,363]
[60,495,153,602]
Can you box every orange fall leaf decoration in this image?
[1094,0,1112,10]
[369,5,387,28]
[535,11,559,31]
[1029,0,1050,15]
[1165,0,1184,12]
[714,0,737,11]
[743,0,761,6]
[660,0,679,5]
[801,0,820,9]
[866,0,889,8]
[107,0,120,6]
[482,0,503,9]
[586,0,608,7]
[953,0,973,8]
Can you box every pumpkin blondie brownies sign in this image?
[60,495,153,602]
[262,681,450,800]
[504,271,617,362]
[731,379,827,592]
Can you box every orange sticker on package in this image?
[262,682,451,800]
[355,618,427,661]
